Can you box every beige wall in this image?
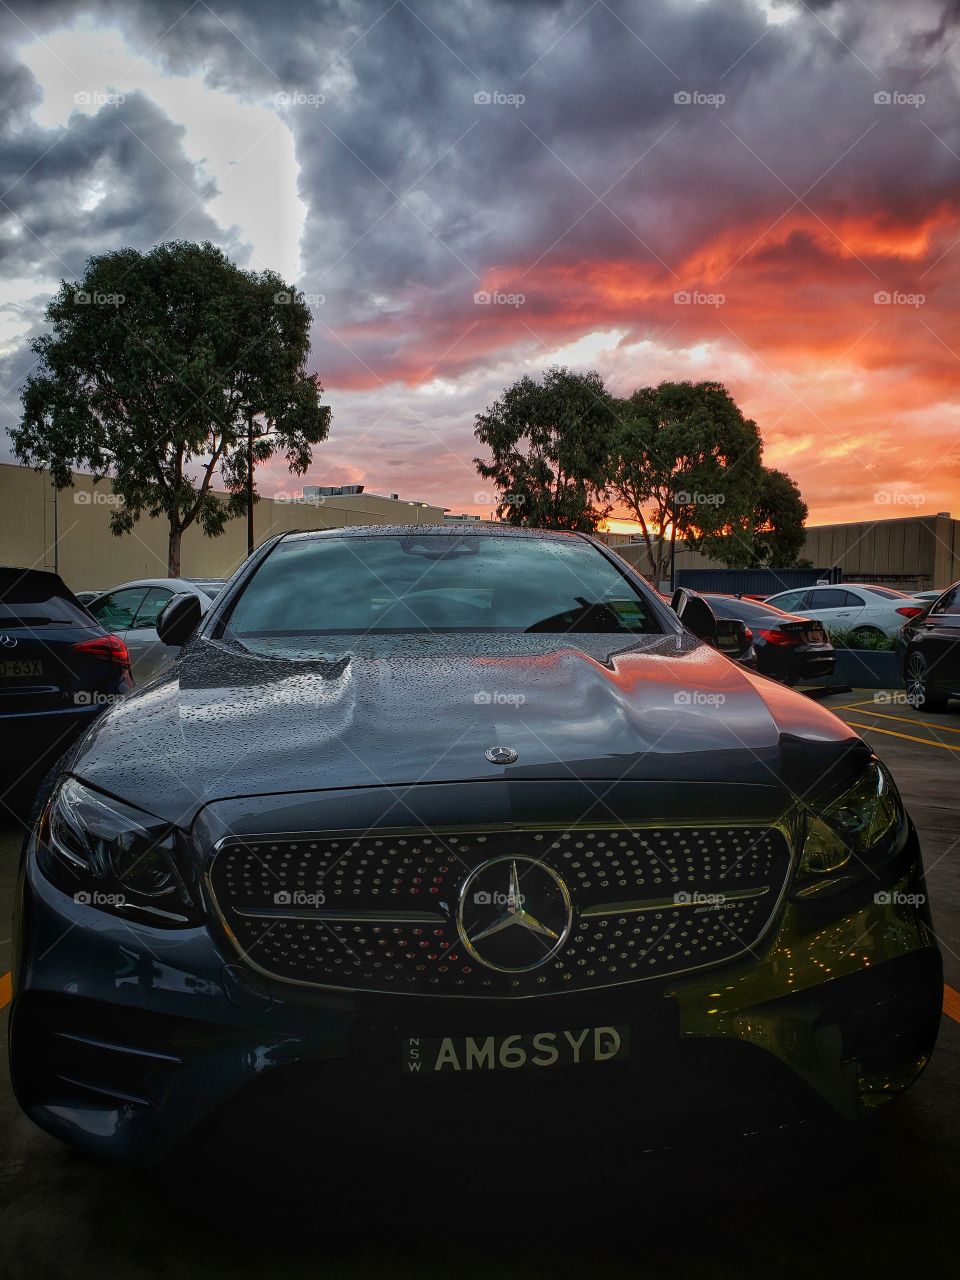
[607,513,960,590]
[0,463,444,592]
[800,514,959,589]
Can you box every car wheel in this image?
[905,651,949,711]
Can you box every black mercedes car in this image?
[1,566,133,811]
[10,527,941,1161]
[702,594,836,685]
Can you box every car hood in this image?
[68,632,868,824]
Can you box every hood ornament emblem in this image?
[484,745,518,765]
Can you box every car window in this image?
[225,535,664,636]
[768,590,805,610]
[88,587,147,631]
[132,587,174,629]
[932,587,960,615]
[841,590,865,606]
[807,588,850,609]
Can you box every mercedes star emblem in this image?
[484,745,518,765]
[0,634,17,648]
[457,856,573,973]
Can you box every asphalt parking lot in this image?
[1,688,958,1279]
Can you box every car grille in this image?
[208,825,792,998]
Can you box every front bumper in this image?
[9,822,941,1163]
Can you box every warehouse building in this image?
[610,512,960,592]
[0,463,445,593]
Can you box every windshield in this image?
[224,534,664,636]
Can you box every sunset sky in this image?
[2,0,960,528]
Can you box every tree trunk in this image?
[168,524,182,578]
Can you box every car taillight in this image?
[896,606,923,618]
[73,634,130,667]
[743,627,753,642]
[756,628,802,646]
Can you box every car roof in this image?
[281,524,587,542]
[94,578,217,595]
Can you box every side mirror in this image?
[156,592,203,648]
[670,588,717,643]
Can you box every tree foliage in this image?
[473,367,615,532]
[13,241,331,575]
[718,466,809,568]
[607,381,763,583]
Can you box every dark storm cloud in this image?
[0,90,242,281]
[2,0,960,518]
[40,0,956,388]
[3,2,959,341]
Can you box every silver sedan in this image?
[85,577,225,682]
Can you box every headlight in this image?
[36,777,198,926]
[796,761,906,891]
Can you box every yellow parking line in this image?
[844,721,960,752]
[838,702,960,734]
[0,971,9,1010]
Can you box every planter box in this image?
[819,648,901,690]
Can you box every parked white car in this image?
[86,577,225,682]
[763,583,925,641]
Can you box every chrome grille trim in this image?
[579,885,770,917]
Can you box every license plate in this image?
[402,1025,630,1074]
[805,630,825,643]
[0,659,44,678]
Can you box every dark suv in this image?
[0,566,133,808]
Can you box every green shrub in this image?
[826,627,896,651]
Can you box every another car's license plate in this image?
[402,1025,629,1074]
[805,629,825,643]
[0,659,44,678]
